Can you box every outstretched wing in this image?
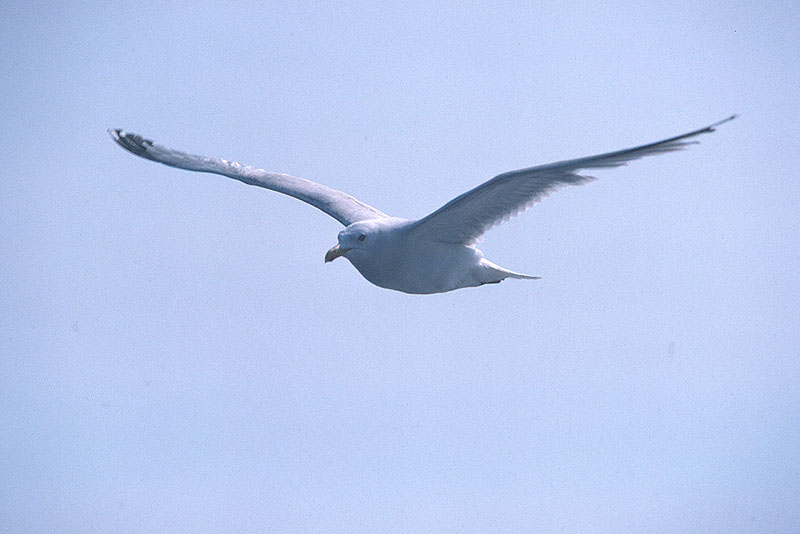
[109,129,388,226]
[411,115,736,244]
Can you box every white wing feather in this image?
[411,116,736,244]
[109,129,387,226]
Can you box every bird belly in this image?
[349,242,486,294]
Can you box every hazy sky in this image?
[2,2,799,532]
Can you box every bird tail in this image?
[480,259,541,282]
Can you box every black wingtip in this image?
[709,114,737,131]
[108,128,159,161]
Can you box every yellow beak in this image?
[324,243,348,263]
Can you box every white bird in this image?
[109,116,734,294]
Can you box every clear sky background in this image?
[1,2,798,532]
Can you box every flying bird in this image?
[109,116,734,294]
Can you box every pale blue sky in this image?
[1,2,799,532]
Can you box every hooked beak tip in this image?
[325,244,347,263]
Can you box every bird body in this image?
[325,217,536,293]
[110,116,734,294]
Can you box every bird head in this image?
[324,221,375,263]
[324,218,409,263]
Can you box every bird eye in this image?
[358,234,366,242]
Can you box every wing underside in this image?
[109,129,387,226]
[411,115,735,244]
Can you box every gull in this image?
[109,116,734,294]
